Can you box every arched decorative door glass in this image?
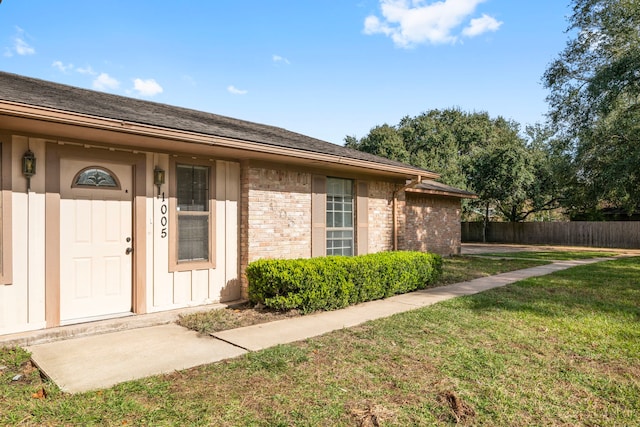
[72,167,121,189]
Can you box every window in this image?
[72,167,120,188]
[326,177,354,256]
[176,164,210,263]
[312,176,367,258]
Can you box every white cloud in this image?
[76,65,97,75]
[93,73,120,91]
[272,54,290,65]
[462,13,502,37]
[7,27,35,56]
[364,0,501,47]
[227,85,248,95]
[132,78,163,97]
[52,61,74,73]
[53,62,101,77]
[14,38,35,55]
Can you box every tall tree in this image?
[345,124,409,163]
[543,0,640,215]
[347,108,563,222]
[465,131,563,223]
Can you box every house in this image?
[0,71,474,336]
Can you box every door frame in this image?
[45,144,147,328]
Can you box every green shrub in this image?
[247,251,442,313]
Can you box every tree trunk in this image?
[483,202,489,243]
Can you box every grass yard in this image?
[177,256,550,335]
[2,256,638,426]
[437,255,548,285]
[479,250,620,260]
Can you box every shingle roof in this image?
[0,71,432,175]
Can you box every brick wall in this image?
[240,164,312,296]
[238,164,462,297]
[367,181,398,253]
[403,193,461,255]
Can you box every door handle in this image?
[126,247,133,255]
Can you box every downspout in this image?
[392,176,423,251]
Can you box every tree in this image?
[466,140,545,222]
[345,124,409,163]
[397,109,488,189]
[543,0,640,215]
[347,108,564,222]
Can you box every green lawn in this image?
[2,257,638,426]
[437,255,548,284]
[478,250,620,260]
[177,256,550,335]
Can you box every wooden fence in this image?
[461,221,640,249]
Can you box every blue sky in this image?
[1,0,572,145]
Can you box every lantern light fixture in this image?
[22,149,36,191]
[154,166,165,197]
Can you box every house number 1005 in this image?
[160,196,168,239]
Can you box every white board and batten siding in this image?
[0,137,47,335]
[1,141,241,336]
[148,155,240,313]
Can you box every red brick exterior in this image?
[240,163,462,297]
[368,181,399,253]
[404,193,462,255]
[240,164,312,296]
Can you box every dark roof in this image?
[0,71,432,175]
[407,180,477,198]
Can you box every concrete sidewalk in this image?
[26,258,611,393]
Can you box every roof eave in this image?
[0,100,438,180]
[405,187,478,199]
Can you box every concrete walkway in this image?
[25,258,611,393]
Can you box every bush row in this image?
[247,251,442,313]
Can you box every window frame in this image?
[169,159,216,272]
[325,177,355,256]
[312,175,368,258]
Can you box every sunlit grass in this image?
[479,250,620,260]
[2,257,638,425]
[178,256,549,335]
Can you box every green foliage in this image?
[346,108,565,221]
[246,252,442,313]
[544,0,640,215]
[345,124,410,164]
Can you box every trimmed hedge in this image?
[247,251,442,313]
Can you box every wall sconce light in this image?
[154,166,165,197]
[22,149,36,191]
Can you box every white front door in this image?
[59,159,133,324]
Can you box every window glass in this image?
[176,164,210,263]
[326,177,354,256]
[73,167,119,188]
[177,165,208,211]
[327,230,353,256]
[178,215,209,261]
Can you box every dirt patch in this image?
[349,401,396,427]
[230,303,301,324]
[177,302,302,334]
[439,390,476,424]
